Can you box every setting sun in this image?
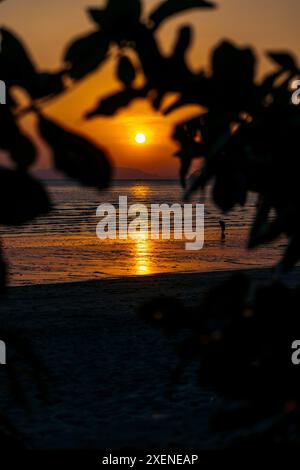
[135,133,147,144]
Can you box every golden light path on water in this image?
[131,184,152,275]
[132,185,150,198]
[134,234,152,275]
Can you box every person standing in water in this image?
[219,220,226,241]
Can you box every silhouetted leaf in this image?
[267,51,299,72]
[88,8,106,25]
[211,41,256,112]
[86,88,148,117]
[39,116,112,189]
[0,108,36,169]
[10,133,37,170]
[0,28,37,91]
[212,41,255,81]
[64,31,109,79]
[172,117,206,186]
[173,26,193,59]
[213,172,247,212]
[271,76,294,106]
[107,0,142,24]
[117,56,136,88]
[149,0,216,30]
[31,72,65,99]
[280,235,300,272]
[0,169,51,225]
[259,70,284,101]
[88,0,141,42]
[248,197,271,249]
[163,95,200,115]
[0,106,19,150]
[0,28,64,98]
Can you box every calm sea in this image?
[1,179,287,286]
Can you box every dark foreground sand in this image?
[1,267,300,449]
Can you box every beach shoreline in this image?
[1,267,300,449]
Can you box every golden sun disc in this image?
[135,133,146,144]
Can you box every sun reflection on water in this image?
[133,231,152,275]
[130,184,152,275]
[132,185,150,198]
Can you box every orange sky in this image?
[1,0,300,176]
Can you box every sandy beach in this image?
[0,267,299,449]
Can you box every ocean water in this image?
[1,179,287,286]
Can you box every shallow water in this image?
[1,179,287,286]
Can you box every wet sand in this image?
[1,267,300,449]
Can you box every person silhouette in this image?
[219,220,226,241]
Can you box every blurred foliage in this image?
[0,329,49,448]
[1,0,300,447]
[139,274,300,446]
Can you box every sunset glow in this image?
[1,0,300,178]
